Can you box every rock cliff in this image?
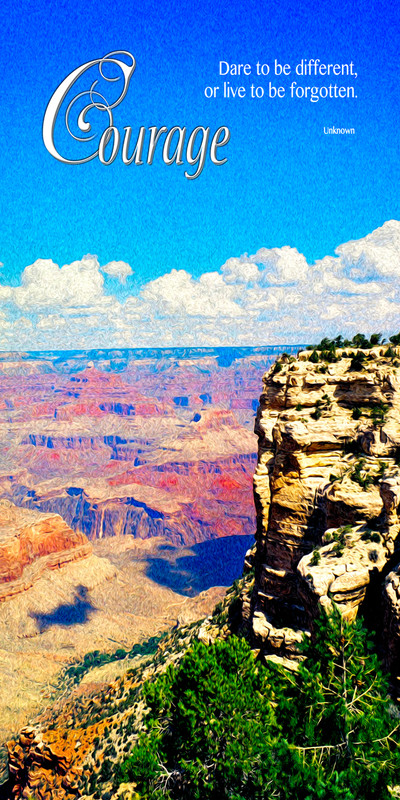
[0,500,92,601]
[250,345,400,687]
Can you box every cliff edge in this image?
[250,343,400,688]
[0,499,92,600]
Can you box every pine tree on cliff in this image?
[281,608,400,799]
[114,610,400,799]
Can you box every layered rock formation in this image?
[0,348,280,547]
[9,452,256,547]
[250,346,400,683]
[0,347,282,783]
[0,500,92,601]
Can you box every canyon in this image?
[4,342,400,798]
[0,347,290,549]
[0,345,300,785]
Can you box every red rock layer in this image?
[0,500,92,601]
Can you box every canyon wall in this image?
[250,346,400,687]
[0,500,92,601]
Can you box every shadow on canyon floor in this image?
[145,534,254,596]
[31,585,95,632]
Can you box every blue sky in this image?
[0,0,399,347]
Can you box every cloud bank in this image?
[1,220,400,349]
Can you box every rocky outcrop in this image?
[0,500,92,601]
[7,726,81,799]
[250,346,400,677]
[297,522,387,620]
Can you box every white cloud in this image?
[252,245,309,285]
[335,219,400,279]
[37,314,67,329]
[101,260,133,283]
[14,254,105,311]
[221,256,260,284]
[0,220,399,348]
[140,269,244,318]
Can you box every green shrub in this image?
[361,529,372,541]
[349,351,366,371]
[369,332,383,346]
[308,333,386,354]
[272,361,283,374]
[370,404,389,427]
[350,459,372,490]
[309,550,321,566]
[330,525,353,556]
[311,396,333,420]
[311,407,322,420]
[114,613,400,799]
[333,543,344,557]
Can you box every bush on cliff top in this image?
[114,610,400,800]
[309,333,385,352]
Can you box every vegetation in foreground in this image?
[114,610,400,800]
